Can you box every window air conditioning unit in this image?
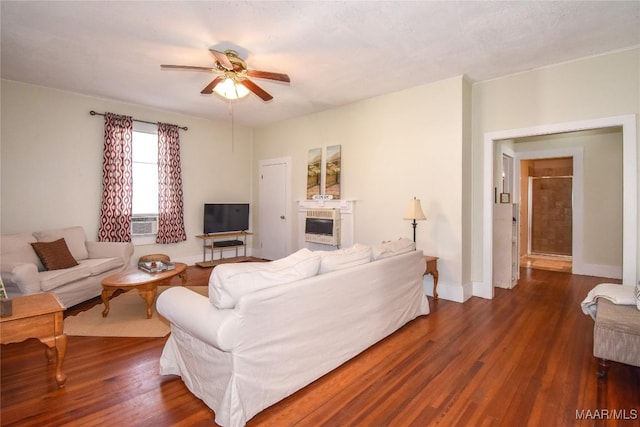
[131,216,158,236]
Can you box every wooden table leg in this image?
[40,333,67,388]
[45,345,54,362]
[432,270,439,300]
[424,256,440,300]
[54,333,67,387]
[101,287,114,318]
[137,286,158,319]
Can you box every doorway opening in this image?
[521,157,573,273]
[479,114,637,300]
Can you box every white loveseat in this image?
[1,226,133,308]
[157,240,430,427]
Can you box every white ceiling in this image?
[2,1,639,128]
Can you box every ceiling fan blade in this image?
[161,64,216,72]
[246,70,290,83]
[209,49,233,70]
[201,76,225,94]
[240,79,273,101]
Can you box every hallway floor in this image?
[520,254,572,273]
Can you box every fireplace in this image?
[298,200,355,250]
[305,208,341,246]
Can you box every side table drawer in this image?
[0,314,55,344]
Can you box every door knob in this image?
[280,215,285,220]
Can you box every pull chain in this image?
[228,102,235,153]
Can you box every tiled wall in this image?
[530,176,573,255]
[522,157,573,256]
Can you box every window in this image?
[99,115,185,244]
[132,125,158,216]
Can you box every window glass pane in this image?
[132,130,159,215]
[132,163,158,214]
[132,131,158,163]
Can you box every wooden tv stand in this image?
[195,231,252,268]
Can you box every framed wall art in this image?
[306,147,322,199]
[324,145,341,199]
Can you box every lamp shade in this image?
[403,197,426,221]
[213,77,250,100]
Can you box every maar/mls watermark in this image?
[576,408,638,420]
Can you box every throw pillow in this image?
[635,281,640,311]
[33,226,89,260]
[31,238,79,271]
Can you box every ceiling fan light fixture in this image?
[213,77,250,100]
[163,48,289,102]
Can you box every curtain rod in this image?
[89,110,188,131]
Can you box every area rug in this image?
[63,286,208,338]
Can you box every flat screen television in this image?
[203,203,250,234]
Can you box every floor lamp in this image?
[404,197,426,243]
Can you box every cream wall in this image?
[472,48,640,287]
[253,76,472,301]
[460,77,472,290]
[0,80,253,265]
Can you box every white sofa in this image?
[1,226,133,308]
[157,240,430,427]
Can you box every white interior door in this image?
[258,158,290,260]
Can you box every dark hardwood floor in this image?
[1,266,639,426]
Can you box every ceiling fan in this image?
[161,49,290,102]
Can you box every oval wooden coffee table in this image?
[101,262,187,319]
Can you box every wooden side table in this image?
[0,293,67,387]
[424,256,439,299]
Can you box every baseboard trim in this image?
[573,263,622,280]
[424,277,471,303]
